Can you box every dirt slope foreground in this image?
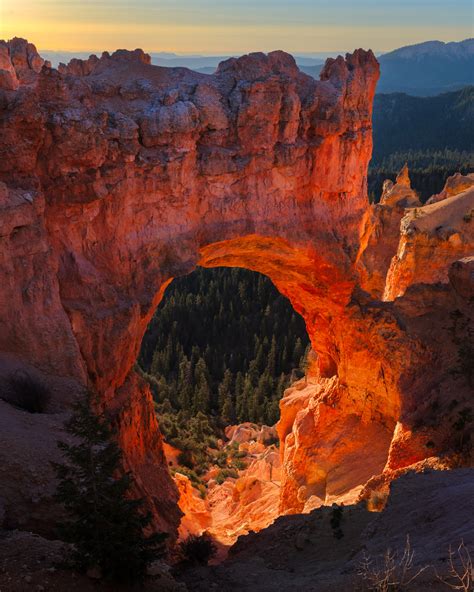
[181,469,474,591]
[0,37,473,544]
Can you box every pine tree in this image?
[139,266,312,452]
[266,335,277,377]
[178,356,193,410]
[293,337,304,367]
[221,395,236,425]
[52,394,166,583]
[193,358,211,413]
[217,369,233,415]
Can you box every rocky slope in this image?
[0,37,472,545]
[179,469,474,591]
[166,423,281,550]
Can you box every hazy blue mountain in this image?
[377,39,474,96]
[152,54,325,73]
[40,51,95,66]
[41,49,326,72]
[295,40,474,96]
[151,55,230,69]
[298,64,324,78]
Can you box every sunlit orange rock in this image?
[426,172,474,204]
[225,423,278,446]
[356,165,420,296]
[173,473,212,539]
[206,444,282,547]
[384,182,474,300]
[379,164,420,208]
[278,376,395,513]
[0,37,472,540]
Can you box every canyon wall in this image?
[0,38,472,537]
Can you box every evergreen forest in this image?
[138,268,310,483]
[369,86,474,200]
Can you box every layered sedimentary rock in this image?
[278,171,474,514]
[0,37,472,537]
[426,172,474,205]
[384,175,474,299]
[173,473,212,540]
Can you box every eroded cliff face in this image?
[0,38,472,539]
[278,171,474,515]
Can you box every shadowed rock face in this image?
[0,39,472,537]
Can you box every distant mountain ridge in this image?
[377,38,474,95]
[40,50,326,71]
[381,38,474,60]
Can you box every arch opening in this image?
[133,234,398,548]
[138,264,310,546]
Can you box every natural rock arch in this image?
[1,38,472,536]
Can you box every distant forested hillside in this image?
[372,87,474,160]
[369,86,474,200]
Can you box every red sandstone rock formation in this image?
[0,37,472,538]
[426,172,474,205]
[278,173,474,514]
[384,179,474,300]
[379,164,420,208]
[173,473,212,539]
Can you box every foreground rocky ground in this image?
[0,531,186,592]
[1,469,471,591]
[179,469,474,591]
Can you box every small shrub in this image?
[215,450,228,468]
[462,209,473,223]
[232,458,246,471]
[367,490,389,512]
[177,449,195,469]
[197,483,207,499]
[6,371,50,413]
[215,468,238,485]
[207,436,219,450]
[179,533,217,565]
[233,450,247,459]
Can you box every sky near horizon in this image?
[1,0,473,54]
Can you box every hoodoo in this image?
[0,38,472,538]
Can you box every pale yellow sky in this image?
[1,0,472,54]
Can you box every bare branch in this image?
[436,540,473,592]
